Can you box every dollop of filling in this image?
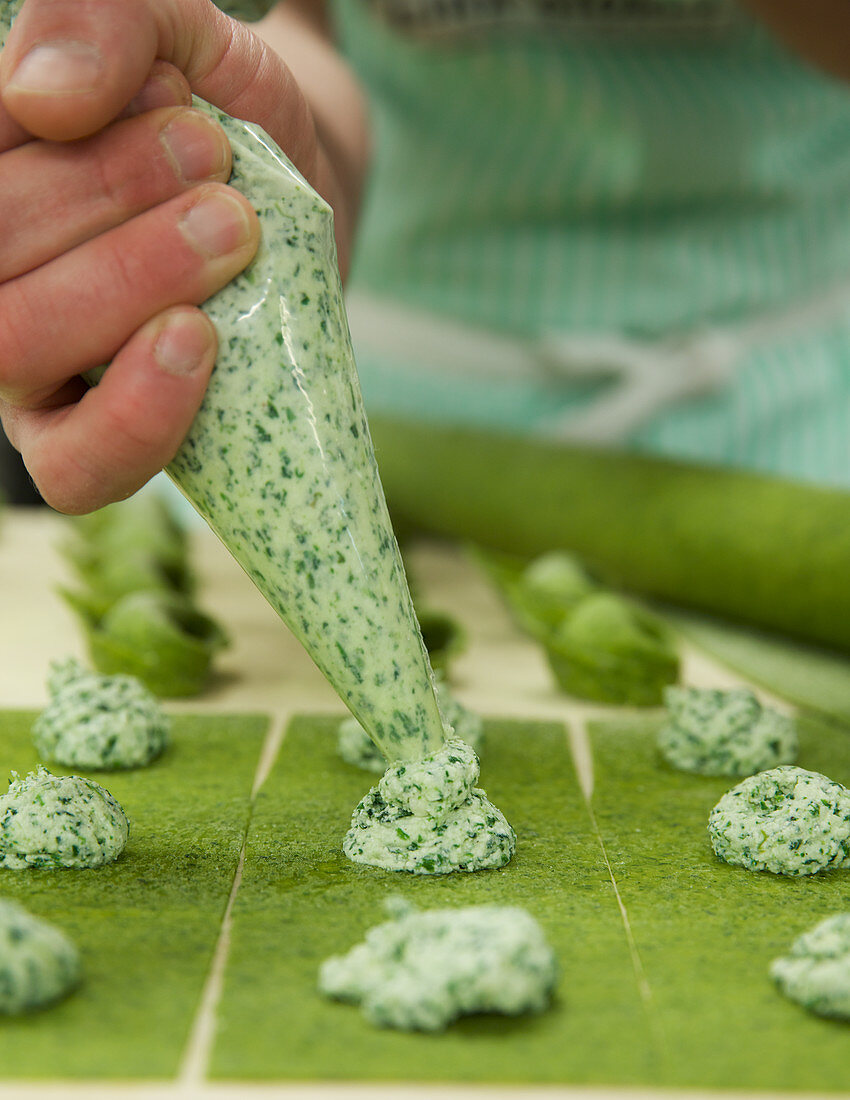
[0,767,130,869]
[343,739,515,874]
[659,686,797,777]
[319,898,556,1030]
[771,913,850,1019]
[708,766,850,876]
[0,898,80,1014]
[33,657,169,770]
[338,678,484,774]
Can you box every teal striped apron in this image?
[226,0,850,486]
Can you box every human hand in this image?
[0,0,324,513]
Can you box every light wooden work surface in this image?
[0,509,811,1100]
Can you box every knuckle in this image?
[0,400,22,451]
[102,234,144,297]
[112,195,209,297]
[0,279,45,402]
[0,95,31,152]
[98,396,154,461]
[204,26,318,182]
[26,385,157,515]
[87,128,155,218]
[277,64,318,181]
[84,107,197,220]
[93,233,174,319]
[28,436,103,516]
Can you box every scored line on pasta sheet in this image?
[567,716,666,1056]
[178,712,289,1085]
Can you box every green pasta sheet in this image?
[0,709,267,1078]
[212,716,660,1084]
[588,712,850,1092]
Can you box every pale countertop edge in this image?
[0,510,769,717]
[0,1085,840,1100]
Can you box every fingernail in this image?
[153,313,214,377]
[8,41,103,95]
[126,72,189,115]
[179,191,251,258]
[161,111,228,183]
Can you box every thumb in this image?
[0,0,317,178]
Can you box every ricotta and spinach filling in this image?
[708,766,850,876]
[0,767,130,869]
[771,914,850,1020]
[164,100,448,765]
[659,686,797,776]
[0,898,81,1014]
[33,657,169,770]
[319,898,556,1030]
[343,739,515,874]
[338,677,484,773]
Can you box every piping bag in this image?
[0,1,445,763]
[169,105,446,761]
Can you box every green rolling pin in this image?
[370,417,850,653]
